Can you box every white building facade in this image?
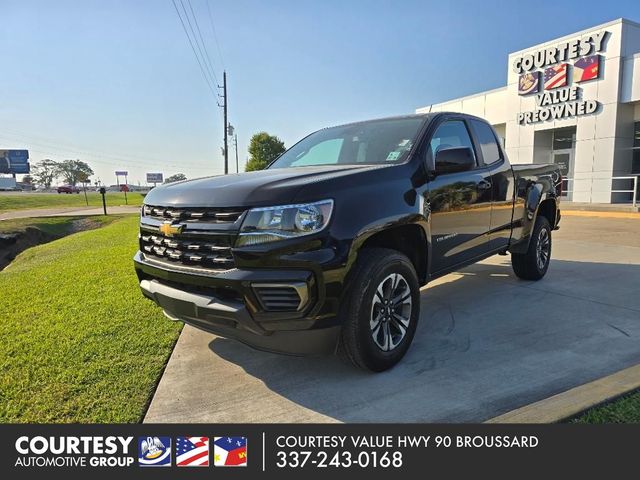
[417,18,640,204]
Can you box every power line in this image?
[0,130,166,167]
[0,129,169,166]
[170,0,217,98]
[169,0,228,172]
[177,0,219,89]
[0,131,214,171]
[186,0,220,87]
[205,0,226,70]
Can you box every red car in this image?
[57,185,80,194]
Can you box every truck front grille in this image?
[143,204,245,224]
[140,232,235,270]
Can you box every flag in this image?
[214,437,247,467]
[573,55,600,82]
[518,72,539,95]
[176,437,209,467]
[544,64,568,90]
[138,436,171,467]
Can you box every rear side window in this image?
[470,120,501,165]
[429,120,475,160]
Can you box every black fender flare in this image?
[345,215,430,283]
[509,182,545,254]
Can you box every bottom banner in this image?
[0,423,635,478]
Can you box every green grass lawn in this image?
[570,390,640,423]
[0,192,145,213]
[0,215,182,422]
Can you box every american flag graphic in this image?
[544,63,568,90]
[573,55,600,82]
[214,437,247,467]
[176,437,209,467]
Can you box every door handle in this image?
[478,180,492,190]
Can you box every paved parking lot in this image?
[144,215,640,423]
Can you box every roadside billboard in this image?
[0,149,30,174]
[146,172,163,184]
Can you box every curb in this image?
[485,364,640,423]
[562,210,640,219]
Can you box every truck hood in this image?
[143,165,391,208]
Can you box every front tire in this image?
[338,248,420,372]
[511,216,552,280]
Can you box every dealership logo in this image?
[515,31,609,125]
[513,31,608,74]
[13,436,135,468]
[138,436,171,467]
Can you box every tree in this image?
[57,160,94,186]
[32,159,60,188]
[164,173,187,183]
[245,132,285,172]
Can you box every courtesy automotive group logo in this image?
[12,435,246,469]
[14,436,136,468]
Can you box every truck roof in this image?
[325,111,490,131]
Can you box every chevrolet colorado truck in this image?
[134,113,561,371]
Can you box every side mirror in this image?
[435,147,475,174]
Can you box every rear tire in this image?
[511,216,552,280]
[338,248,420,372]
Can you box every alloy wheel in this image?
[369,273,412,352]
[536,227,550,271]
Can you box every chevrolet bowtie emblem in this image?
[159,222,184,237]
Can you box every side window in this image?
[470,119,502,165]
[429,120,476,163]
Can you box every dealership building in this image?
[417,18,640,205]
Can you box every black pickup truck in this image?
[134,113,561,371]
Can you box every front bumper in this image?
[134,252,340,355]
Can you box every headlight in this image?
[237,199,333,246]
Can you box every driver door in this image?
[426,119,493,273]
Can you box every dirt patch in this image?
[0,218,105,271]
[68,218,103,234]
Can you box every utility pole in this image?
[234,134,239,173]
[219,70,229,175]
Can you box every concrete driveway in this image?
[144,215,640,423]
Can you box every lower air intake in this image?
[252,283,308,312]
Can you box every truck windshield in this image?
[268,117,425,169]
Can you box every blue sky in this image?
[1,0,639,185]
